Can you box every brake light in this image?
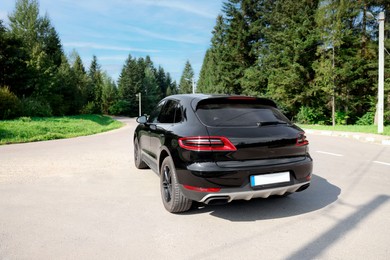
[183,185,221,193]
[296,132,309,146]
[227,96,256,100]
[178,136,237,151]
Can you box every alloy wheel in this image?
[162,165,172,202]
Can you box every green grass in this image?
[298,124,390,136]
[0,115,124,145]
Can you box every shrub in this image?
[19,117,32,122]
[356,111,375,125]
[296,106,318,124]
[335,111,349,125]
[80,101,102,114]
[109,100,132,115]
[21,97,52,117]
[80,102,97,114]
[0,86,22,119]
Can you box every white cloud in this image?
[63,42,160,53]
[43,0,216,19]
[125,25,205,45]
[111,0,217,19]
[139,0,216,19]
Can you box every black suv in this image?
[134,94,312,213]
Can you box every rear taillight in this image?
[178,136,237,151]
[296,132,309,146]
[183,185,221,193]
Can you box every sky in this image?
[0,0,224,83]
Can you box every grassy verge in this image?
[0,115,124,145]
[298,124,390,136]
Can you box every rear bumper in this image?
[180,180,310,203]
[200,182,310,204]
[176,156,313,203]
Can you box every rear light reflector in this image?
[178,136,237,151]
[296,132,309,146]
[183,185,221,193]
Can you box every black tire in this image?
[160,157,192,213]
[134,138,148,169]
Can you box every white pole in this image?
[332,45,335,127]
[192,78,195,94]
[378,12,385,134]
[138,92,142,117]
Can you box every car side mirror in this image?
[136,115,148,124]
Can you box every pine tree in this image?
[312,0,380,124]
[143,66,160,114]
[222,0,255,94]
[8,0,66,116]
[101,72,118,114]
[197,49,214,93]
[0,20,30,97]
[117,55,145,116]
[179,60,194,94]
[8,0,41,49]
[198,15,228,94]
[262,0,319,117]
[156,66,167,98]
[165,73,177,96]
[70,51,89,111]
[39,16,63,67]
[86,55,103,113]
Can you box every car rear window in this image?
[196,99,290,127]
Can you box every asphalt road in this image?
[1,118,389,259]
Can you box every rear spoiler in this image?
[194,96,278,110]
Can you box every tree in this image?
[86,55,103,113]
[101,72,118,114]
[166,73,178,96]
[221,0,257,94]
[313,0,380,124]
[198,2,270,95]
[8,0,41,49]
[179,60,194,94]
[70,50,89,110]
[39,16,63,67]
[117,55,144,116]
[208,14,229,94]
[8,0,66,116]
[197,49,215,93]
[0,20,31,97]
[262,0,319,117]
[197,15,225,94]
[142,66,160,114]
[155,66,167,99]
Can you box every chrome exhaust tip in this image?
[204,196,230,205]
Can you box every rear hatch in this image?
[194,97,308,167]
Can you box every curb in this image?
[304,129,390,146]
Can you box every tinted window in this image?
[157,100,183,124]
[196,101,290,127]
[148,100,166,123]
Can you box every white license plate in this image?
[250,172,290,186]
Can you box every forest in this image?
[1,0,390,126]
[198,0,390,125]
[0,0,182,119]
